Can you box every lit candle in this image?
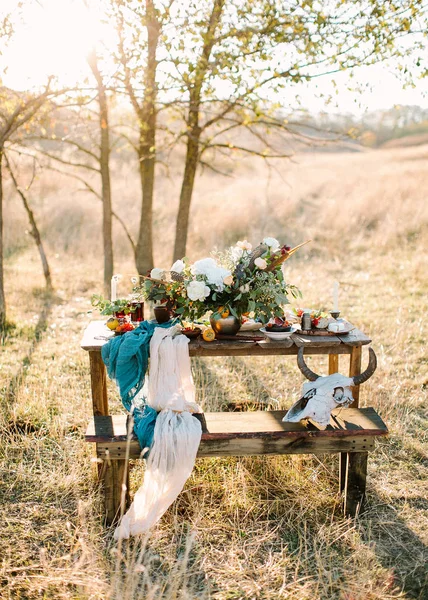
[111,276,117,301]
[333,281,339,311]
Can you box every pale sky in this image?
[1,0,427,116]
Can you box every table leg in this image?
[328,353,345,494]
[349,345,362,408]
[89,351,108,416]
[329,353,339,374]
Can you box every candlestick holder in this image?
[329,310,340,320]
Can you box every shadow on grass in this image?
[166,454,428,598]
[227,356,272,409]
[192,357,235,411]
[360,491,428,599]
[193,355,281,412]
[2,292,53,410]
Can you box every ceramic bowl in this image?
[181,327,202,339]
[261,325,298,340]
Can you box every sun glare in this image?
[1,0,426,113]
[2,0,114,90]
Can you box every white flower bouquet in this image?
[138,238,309,325]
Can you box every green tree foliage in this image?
[110,0,428,264]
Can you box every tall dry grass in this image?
[5,143,428,267]
[0,144,427,599]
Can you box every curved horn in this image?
[297,347,320,382]
[353,348,377,386]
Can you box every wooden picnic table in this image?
[81,319,386,523]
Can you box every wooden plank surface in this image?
[188,343,353,357]
[256,338,294,349]
[86,408,387,440]
[94,436,377,459]
[196,436,375,457]
[292,333,342,347]
[87,408,387,459]
[81,320,115,350]
[338,327,371,346]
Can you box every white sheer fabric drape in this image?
[114,325,202,539]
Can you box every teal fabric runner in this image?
[101,319,175,452]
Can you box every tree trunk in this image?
[173,128,201,261]
[135,138,154,275]
[88,53,114,297]
[99,94,114,297]
[0,149,6,330]
[4,154,52,290]
[172,0,224,262]
[134,0,159,276]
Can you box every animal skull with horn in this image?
[283,347,377,429]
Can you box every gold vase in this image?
[210,314,240,336]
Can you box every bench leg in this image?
[339,452,347,493]
[100,458,130,525]
[342,451,368,517]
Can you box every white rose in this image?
[263,237,280,251]
[239,283,250,293]
[191,258,231,291]
[254,257,267,270]
[150,268,164,280]
[230,246,244,263]
[187,280,210,302]
[170,259,185,274]
[223,275,234,286]
[236,240,252,251]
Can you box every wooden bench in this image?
[81,321,388,524]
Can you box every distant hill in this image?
[381,132,428,148]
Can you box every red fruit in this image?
[274,317,284,326]
[312,318,319,326]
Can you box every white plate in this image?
[260,324,299,340]
[239,320,264,331]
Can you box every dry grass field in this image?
[0,143,427,599]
